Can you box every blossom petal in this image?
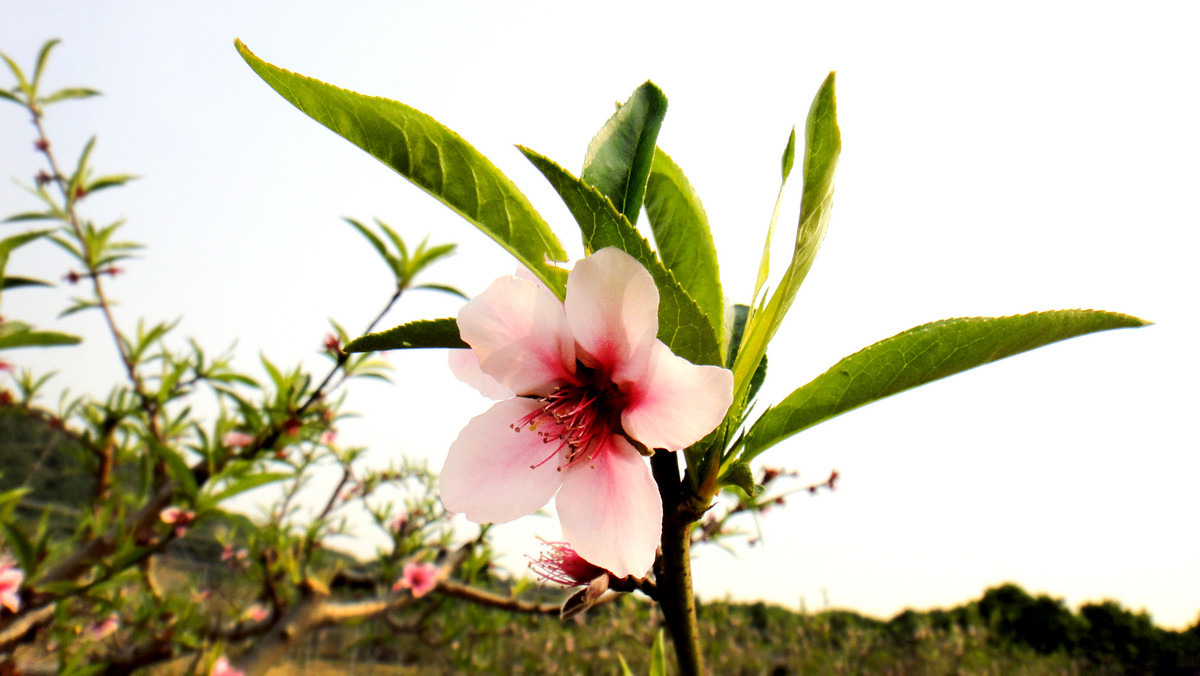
[448,349,514,400]
[457,275,576,396]
[0,568,21,613]
[620,340,734,450]
[440,398,567,524]
[565,248,659,378]
[556,435,661,578]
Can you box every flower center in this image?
[513,365,625,472]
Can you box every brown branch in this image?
[434,581,560,615]
[0,604,54,652]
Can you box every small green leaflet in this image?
[345,318,467,353]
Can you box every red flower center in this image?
[513,365,627,472]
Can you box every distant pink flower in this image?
[529,540,607,587]
[388,514,407,534]
[223,431,255,448]
[243,604,269,622]
[441,248,733,577]
[221,544,249,567]
[211,656,244,676]
[392,561,437,598]
[160,506,195,537]
[87,612,119,641]
[0,556,23,613]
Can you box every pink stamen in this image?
[518,382,619,472]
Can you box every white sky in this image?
[2,2,1198,629]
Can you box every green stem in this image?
[651,450,705,676]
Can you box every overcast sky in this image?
[2,2,1198,628]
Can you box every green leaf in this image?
[84,173,138,194]
[0,522,35,575]
[0,228,53,255]
[148,437,198,499]
[717,460,760,497]
[518,147,721,367]
[0,49,29,98]
[344,217,388,260]
[1,276,51,290]
[345,317,467,353]
[203,473,291,508]
[750,127,799,309]
[733,72,841,414]
[650,629,667,676]
[235,40,568,297]
[644,147,724,344]
[30,39,60,95]
[413,283,469,300]
[39,87,101,105]
[616,654,635,676]
[741,310,1151,463]
[781,125,797,181]
[0,323,81,349]
[580,81,668,226]
[4,212,59,223]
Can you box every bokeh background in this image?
[2,2,1196,628]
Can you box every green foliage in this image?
[644,148,724,345]
[518,146,722,367]
[0,321,81,350]
[580,81,668,227]
[234,40,569,298]
[740,310,1149,463]
[732,72,841,421]
[345,317,467,352]
[0,39,100,111]
[344,217,466,298]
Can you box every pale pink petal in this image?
[0,567,22,613]
[222,431,255,448]
[440,398,567,524]
[403,562,438,598]
[556,436,661,578]
[448,349,514,400]
[457,275,575,396]
[160,507,182,524]
[620,340,734,450]
[565,248,659,377]
[212,656,244,676]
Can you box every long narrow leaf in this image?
[580,81,668,226]
[740,310,1150,463]
[235,40,568,297]
[732,72,841,413]
[519,146,721,367]
[30,39,60,94]
[751,127,797,308]
[346,317,467,353]
[644,147,724,344]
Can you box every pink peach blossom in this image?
[0,556,23,613]
[211,656,244,676]
[159,506,195,537]
[86,612,119,641]
[441,247,733,578]
[222,431,255,448]
[392,561,437,598]
[243,604,269,622]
